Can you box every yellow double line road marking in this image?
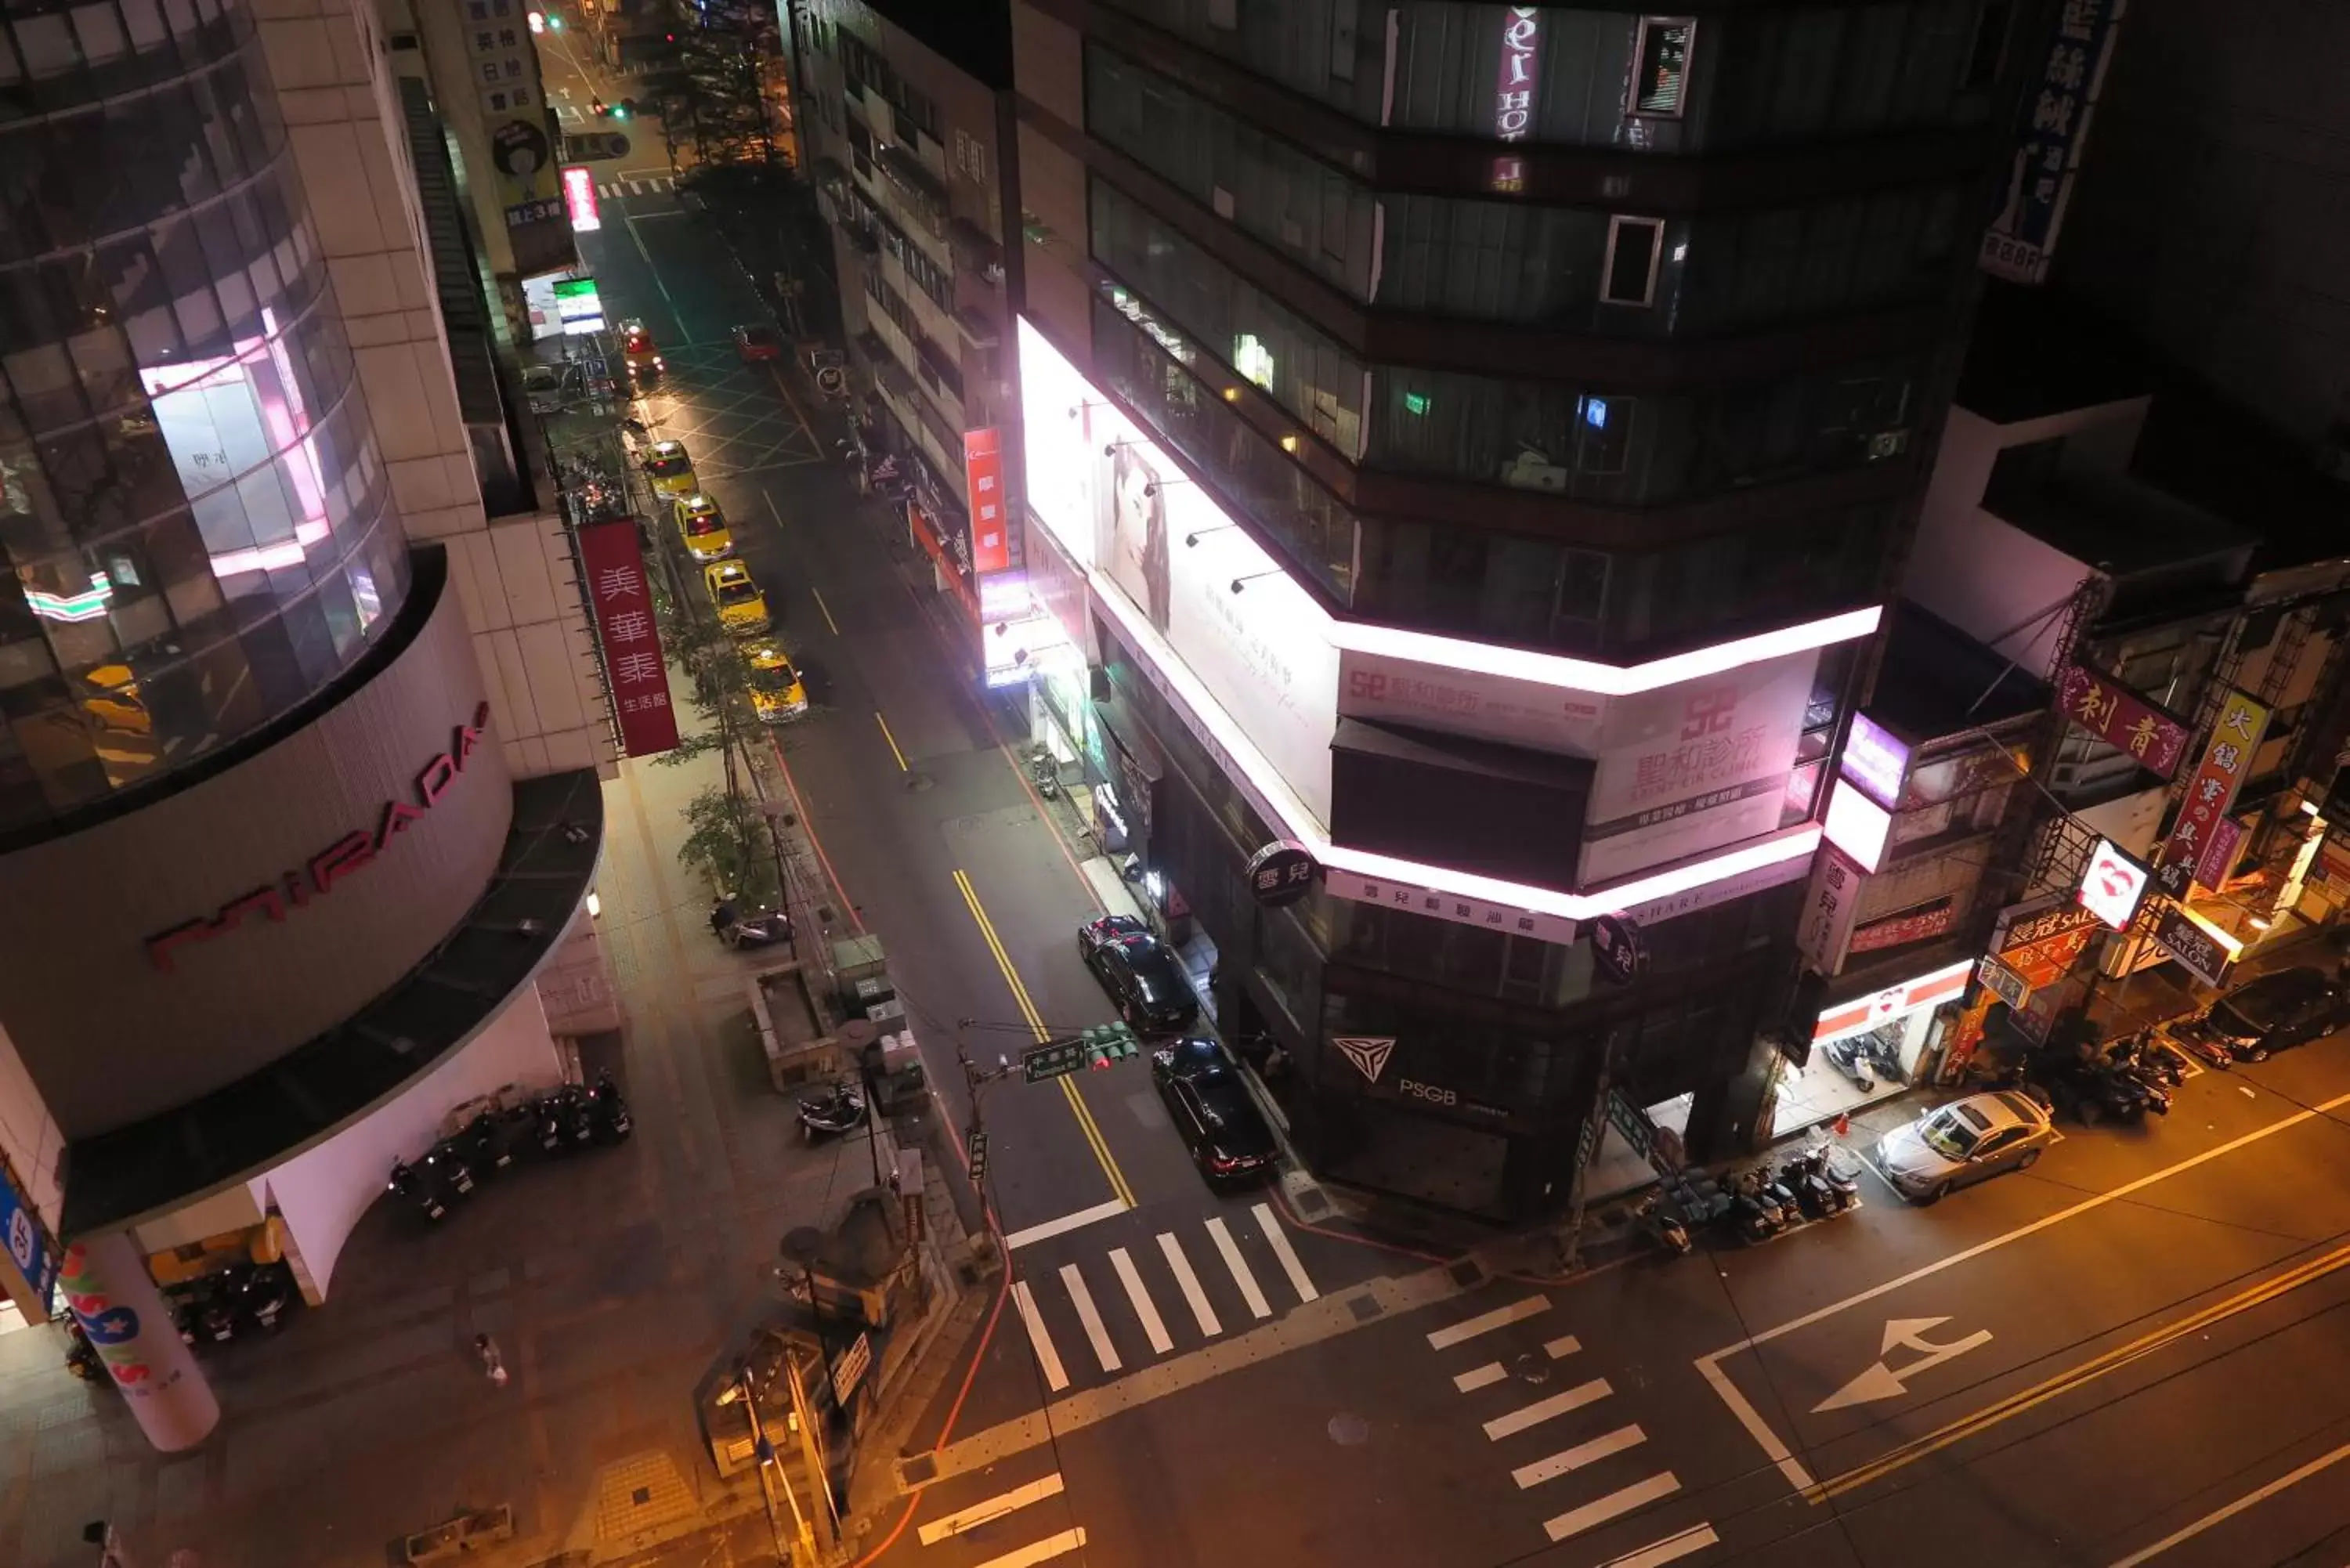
[875,711,909,771]
[951,869,1135,1210]
[1813,1238,2350,1501]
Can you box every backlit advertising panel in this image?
[578,521,678,756]
[2077,836,2149,930]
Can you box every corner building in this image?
[0,0,607,1443]
[1005,0,2029,1217]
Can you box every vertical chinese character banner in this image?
[964,428,1013,576]
[2153,688,2269,898]
[1981,0,2128,284]
[578,521,679,757]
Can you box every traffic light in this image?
[1083,1024,1141,1071]
[612,99,634,120]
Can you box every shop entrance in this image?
[1773,1004,1946,1136]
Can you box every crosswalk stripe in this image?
[1060,1263,1121,1372]
[1455,1363,1508,1393]
[1484,1377,1611,1440]
[1157,1231,1221,1338]
[1545,1335,1582,1360]
[1006,1198,1128,1251]
[1206,1216,1273,1319]
[916,1473,1065,1545]
[1543,1472,1680,1545]
[1251,1201,1318,1302]
[1600,1524,1720,1567]
[1427,1295,1549,1350]
[598,185,616,198]
[1513,1423,1647,1489]
[1011,1281,1068,1393]
[971,1526,1087,1568]
[1109,1247,1172,1355]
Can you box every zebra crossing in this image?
[1007,1201,1318,1395]
[1426,1292,1721,1566]
[595,173,676,200]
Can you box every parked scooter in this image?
[1823,1031,1901,1093]
[230,1263,292,1334]
[1031,750,1061,800]
[797,1081,868,1143]
[1632,1192,1692,1256]
[588,1070,633,1143]
[425,1141,476,1197]
[1779,1145,1860,1219]
[63,1317,101,1382]
[461,1111,516,1176]
[389,1158,449,1222]
[1726,1168,1787,1245]
[721,909,794,951]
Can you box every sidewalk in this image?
[0,695,982,1568]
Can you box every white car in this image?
[1873,1090,2055,1205]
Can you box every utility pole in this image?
[783,1345,840,1556]
[725,1367,801,1566]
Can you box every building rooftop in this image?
[1871,601,2050,742]
[1984,471,2254,582]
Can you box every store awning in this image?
[60,769,606,1238]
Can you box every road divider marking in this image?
[1813,1237,2350,1501]
[971,1527,1086,1568]
[2106,1436,2350,1568]
[1428,1295,1549,1350]
[1206,1217,1273,1319]
[1061,1263,1122,1374]
[1110,1247,1173,1356]
[1544,1472,1681,1545]
[1603,1524,1721,1567]
[1485,1377,1611,1441]
[1701,1082,2350,1495]
[1252,1201,1318,1302]
[1455,1363,1508,1393]
[1004,1199,1127,1252]
[812,585,840,635]
[917,1472,1065,1545]
[1011,1281,1068,1393]
[1158,1232,1221,1339]
[875,710,909,771]
[1513,1424,1647,1490]
[1058,1075,1135,1209]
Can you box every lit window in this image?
[1629,19,1695,118]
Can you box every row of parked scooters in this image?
[1975,1033,2183,1125]
[63,1259,302,1378]
[388,1073,632,1223]
[1648,1143,1864,1249]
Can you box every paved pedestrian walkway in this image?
[0,699,960,1568]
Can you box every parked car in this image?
[734,323,784,362]
[1873,1090,2056,1204]
[673,492,732,562]
[2173,965,2348,1064]
[703,559,772,636]
[1077,913,1199,1033]
[744,642,808,722]
[1151,1037,1278,1187]
[642,439,698,497]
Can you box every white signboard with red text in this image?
[2077,836,2149,930]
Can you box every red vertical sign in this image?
[578,520,679,757]
[964,427,1010,576]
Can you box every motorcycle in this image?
[798,1081,868,1143]
[548,1084,597,1147]
[425,1142,476,1197]
[231,1264,291,1334]
[1631,1193,1692,1256]
[1726,1169,1786,1245]
[721,910,794,951]
[1780,1146,1859,1218]
[63,1317,101,1382]
[2110,1033,2187,1088]
[1823,1031,1901,1093]
[1031,750,1061,800]
[462,1111,515,1176]
[389,1158,449,1222]
[588,1070,633,1143]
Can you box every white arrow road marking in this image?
[918,1473,1065,1545]
[1813,1316,1994,1413]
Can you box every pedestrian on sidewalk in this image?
[474,1333,509,1388]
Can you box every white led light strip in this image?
[1328,605,1882,696]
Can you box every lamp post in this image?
[718,1364,808,1565]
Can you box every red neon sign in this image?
[145,703,492,973]
[562,166,601,233]
[964,427,1010,576]
[579,520,679,756]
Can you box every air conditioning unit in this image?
[1867,428,1911,461]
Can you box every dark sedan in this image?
[1077,913,1200,1033]
[1152,1037,1279,1187]
[2173,964,2348,1064]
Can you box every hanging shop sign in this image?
[1589,912,1648,986]
[2153,688,2270,898]
[1841,714,1914,811]
[963,428,1010,576]
[1322,866,1576,945]
[145,703,493,973]
[1849,897,1955,956]
[2077,836,2150,930]
[2149,904,2236,990]
[1978,955,2031,1012]
[1980,0,2128,285]
[1795,845,1864,975]
[1246,840,1318,909]
[0,1158,55,1307]
[1995,900,2103,988]
[579,520,679,757]
[2054,665,2190,779]
[1812,959,1972,1044]
[1491,6,1542,141]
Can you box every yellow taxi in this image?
[703,559,772,636]
[744,642,808,722]
[673,492,732,562]
[642,439,697,497]
[80,663,152,735]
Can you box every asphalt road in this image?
[569,172,2350,1568]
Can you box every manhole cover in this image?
[1347,1295,1383,1323]
[1327,1412,1370,1447]
[1512,1352,1553,1386]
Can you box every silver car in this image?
[1874,1090,2055,1204]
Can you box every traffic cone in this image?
[1831,1111,1852,1140]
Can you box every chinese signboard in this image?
[1996,898,2103,988]
[1795,845,1864,974]
[1849,898,1955,956]
[1322,866,1576,945]
[1981,0,2129,284]
[1979,955,2031,1011]
[2149,904,2234,989]
[0,1157,54,1310]
[561,165,600,233]
[2077,836,2149,930]
[577,521,678,757]
[1842,713,1913,810]
[964,427,1011,576]
[2153,688,2269,898]
[2055,663,2189,779]
[469,0,574,276]
[1246,840,1317,908]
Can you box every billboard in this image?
[578,521,679,757]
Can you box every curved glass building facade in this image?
[0,0,409,837]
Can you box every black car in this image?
[1078,913,1200,1033]
[2182,965,2347,1063]
[1152,1037,1279,1187]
